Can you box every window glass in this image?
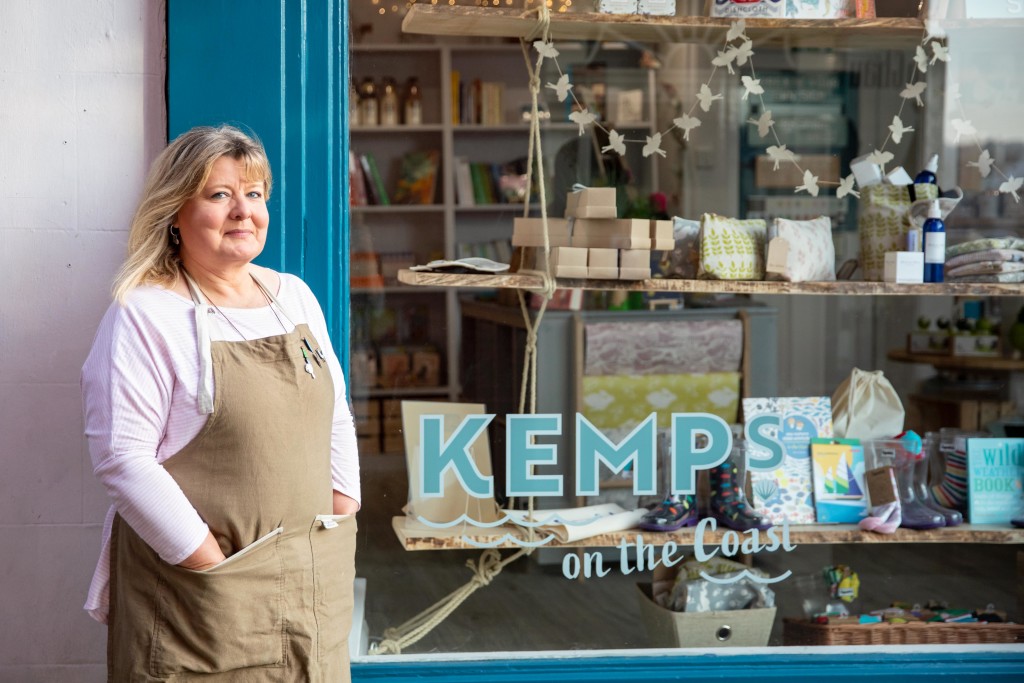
[347,0,1024,660]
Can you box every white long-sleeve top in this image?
[81,273,360,623]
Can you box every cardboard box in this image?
[565,187,617,219]
[636,584,776,648]
[952,334,1001,357]
[573,218,653,249]
[411,348,441,386]
[511,218,572,248]
[619,249,652,280]
[651,237,675,251]
[350,349,378,388]
[883,251,924,284]
[588,248,619,279]
[651,220,672,242]
[534,246,589,278]
[378,347,411,388]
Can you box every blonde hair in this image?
[111,125,273,302]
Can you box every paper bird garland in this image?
[528,18,1011,202]
[673,113,701,141]
[888,115,914,145]
[643,133,667,158]
[601,130,627,156]
[968,149,994,178]
[696,84,723,113]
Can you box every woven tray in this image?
[784,618,1024,645]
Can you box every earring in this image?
[169,225,181,246]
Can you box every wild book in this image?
[966,438,1024,524]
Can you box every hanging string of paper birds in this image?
[532,17,1020,204]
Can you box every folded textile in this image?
[945,249,1024,269]
[949,271,1024,283]
[946,237,1024,258]
[946,261,1024,278]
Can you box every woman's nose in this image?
[230,197,252,221]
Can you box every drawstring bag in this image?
[832,368,905,440]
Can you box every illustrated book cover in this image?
[966,438,1024,524]
[810,438,866,523]
[743,396,834,524]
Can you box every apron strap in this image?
[250,272,300,330]
[180,270,216,415]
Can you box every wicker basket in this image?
[784,618,1024,645]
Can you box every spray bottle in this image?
[915,154,939,186]
[923,200,945,283]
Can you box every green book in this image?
[363,153,389,206]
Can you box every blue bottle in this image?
[924,200,945,283]
[915,154,939,186]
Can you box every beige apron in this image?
[107,275,356,682]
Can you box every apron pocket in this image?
[150,527,287,676]
[310,514,357,660]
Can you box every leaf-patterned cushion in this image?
[698,213,767,280]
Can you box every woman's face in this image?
[176,155,270,271]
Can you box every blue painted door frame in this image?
[166,2,1024,680]
[167,0,350,371]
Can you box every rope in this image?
[369,4,555,656]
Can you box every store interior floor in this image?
[356,454,1022,655]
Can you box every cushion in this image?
[698,213,767,280]
[766,216,836,282]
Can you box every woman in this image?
[82,125,361,681]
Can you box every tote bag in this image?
[831,368,905,440]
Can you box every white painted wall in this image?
[0,1,165,680]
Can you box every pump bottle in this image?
[923,200,945,283]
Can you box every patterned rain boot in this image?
[710,460,771,532]
[894,431,945,531]
[639,494,699,532]
[917,433,963,526]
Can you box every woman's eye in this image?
[247,191,264,199]
[210,191,228,199]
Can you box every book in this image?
[451,70,460,125]
[966,438,1024,524]
[393,150,439,205]
[454,157,475,206]
[810,438,866,523]
[360,153,389,206]
[349,151,368,206]
[743,396,834,525]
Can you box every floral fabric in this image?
[698,214,767,280]
[766,216,836,282]
[584,320,743,376]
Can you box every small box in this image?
[378,347,411,388]
[511,218,572,248]
[573,218,652,249]
[619,249,652,280]
[566,187,617,219]
[883,251,924,284]
[952,334,1001,357]
[638,0,675,15]
[588,248,619,279]
[411,348,441,386]
[636,584,776,648]
[381,399,403,421]
[650,220,673,242]
[536,246,588,278]
[350,349,378,388]
[651,237,675,251]
[597,0,638,14]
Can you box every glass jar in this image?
[358,77,379,127]
[380,77,400,127]
[403,77,423,125]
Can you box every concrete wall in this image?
[0,1,165,680]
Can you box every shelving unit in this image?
[397,269,1024,297]
[392,517,1024,551]
[350,41,661,412]
[888,349,1024,372]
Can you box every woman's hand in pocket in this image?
[177,531,227,571]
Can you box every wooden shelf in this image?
[352,285,449,294]
[402,7,924,49]
[397,269,1024,297]
[888,348,1024,372]
[352,385,454,399]
[393,516,1024,551]
[351,204,445,213]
